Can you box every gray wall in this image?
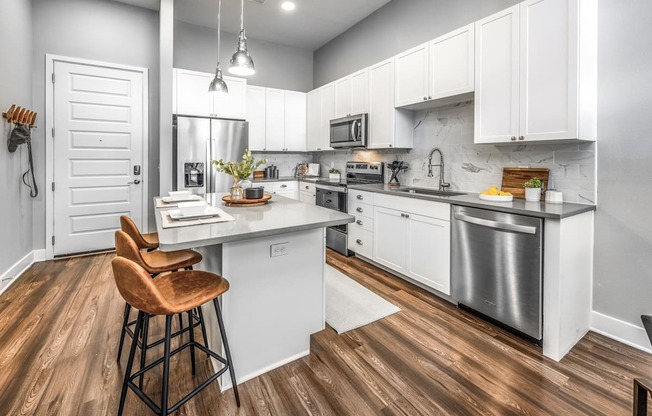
[175,20,313,92]
[313,0,520,87]
[593,1,652,328]
[0,0,34,286]
[31,0,160,248]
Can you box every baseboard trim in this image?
[0,250,45,295]
[591,311,652,354]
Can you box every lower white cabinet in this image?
[348,225,373,259]
[260,181,299,200]
[299,181,316,204]
[371,194,451,295]
[347,190,375,257]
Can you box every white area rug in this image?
[325,265,401,334]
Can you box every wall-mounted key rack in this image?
[2,104,37,128]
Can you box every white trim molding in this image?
[0,250,46,295]
[45,54,150,259]
[591,311,652,354]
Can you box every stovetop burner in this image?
[315,162,384,188]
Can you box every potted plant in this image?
[212,149,266,200]
[524,177,543,202]
[329,168,341,181]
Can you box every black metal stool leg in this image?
[187,310,196,375]
[178,313,184,333]
[161,315,173,416]
[117,303,131,362]
[212,298,240,407]
[118,310,144,416]
[196,306,208,347]
[138,314,150,389]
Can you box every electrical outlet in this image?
[270,242,289,257]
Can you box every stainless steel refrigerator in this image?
[173,115,248,194]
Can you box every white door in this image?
[406,214,451,295]
[246,86,266,151]
[284,91,307,151]
[53,61,145,256]
[474,5,520,144]
[429,24,475,100]
[395,42,429,107]
[373,206,407,273]
[265,88,285,151]
[334,76,351,119]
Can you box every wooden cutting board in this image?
[501,168,550,200]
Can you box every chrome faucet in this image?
[427,147,450,191]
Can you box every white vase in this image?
[525,187,542,202]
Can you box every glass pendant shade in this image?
[208,65,228,94]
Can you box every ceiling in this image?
[113,0,392,51]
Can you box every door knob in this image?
[128,179,141,185]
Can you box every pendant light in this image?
[208,0,228,94]
[229,0,255,76]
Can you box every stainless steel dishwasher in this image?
[451,206,543,341]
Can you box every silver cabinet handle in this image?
[428,96,432,99]
[519,136,525,141]
[356,194,363,200]
[281,184,287,188]
[305,185,309,189]
[423,97,427,101]
[356,220,363,226]
[454,212,537,235]
[400,213,410,218]
[128,179,141,185]
[356,207,363,213]
[511,136,517,141]
[356,239,363,245]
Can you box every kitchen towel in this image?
[325,265,400,334]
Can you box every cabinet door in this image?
[174,69,212,116]
[214,76,247,119]
[320,83,335,150]
[368,59,396,149]
[474,6,520,144]
[246,86,266,151]
[349,225,373,259]
[276,190,299,200]
[299,190,315,205]
[406,214,451,295]
[334,77,351,119]
[519,0,578,141]
[284,91,307,151]
[265,88,285,151]
[306,89,321,151]
[373,206,407,273]
[350,69,369,115]
[395,43,429,107]
[429,24,475,100]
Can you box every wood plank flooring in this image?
[0,249,651,415]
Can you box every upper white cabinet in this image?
[246,87,307,152]
[306,83,334,151]
[395,24,474,108]
[474,0,597,144]
[368,58,413,149]
[173,68,246,119]
[334,69,369,119]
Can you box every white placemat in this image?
[160,209,235,228]
[155,195,204,208]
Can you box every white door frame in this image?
[45,54,149,260]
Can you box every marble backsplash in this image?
[311,101,597,204]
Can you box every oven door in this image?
[330,114,367,148]
[316,187,346,212]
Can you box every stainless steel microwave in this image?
[330,114,367,148]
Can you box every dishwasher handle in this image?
[454,212,538,235]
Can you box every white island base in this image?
[196,227,326,390]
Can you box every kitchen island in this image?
[154,193,354,389]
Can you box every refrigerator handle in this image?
[206,139,211,195]
[210,139,217,194]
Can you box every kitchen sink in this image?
[393,187,466,197]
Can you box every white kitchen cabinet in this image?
[334,69,369,119]
[265,89,286,151]
[372,193,451,295]
[368,58,413,149]
[261,181,299,200]
[348,226,374,259]
[284,91,307,151]
[173,68,246,119]
[474,0,597,144]
[306,84,334,151]
[246,86,266,151]
[299,181,316,205]
[394,24,474,108]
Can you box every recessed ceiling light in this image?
[281,1,295,11]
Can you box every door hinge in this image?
[51,73,55,83]
[51,182,55,192]
[51,236,55,246]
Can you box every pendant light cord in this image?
[217,0,221,63]
[240,0,244,31]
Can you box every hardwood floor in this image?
[0,249,650,415]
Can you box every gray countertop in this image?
[348,184,596,219]
[252,176,323,183]
[155,193,354,251]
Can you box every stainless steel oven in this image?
[330,114,367,148]
[315,183,349,255]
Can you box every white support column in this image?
[159,0,174,195]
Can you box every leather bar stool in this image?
[120,215,159,251]
[115,230,204,364]
[112,257,240,415]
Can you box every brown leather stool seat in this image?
[115,230,203,364]
[120,215,159,251]
[112,257,240,415]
